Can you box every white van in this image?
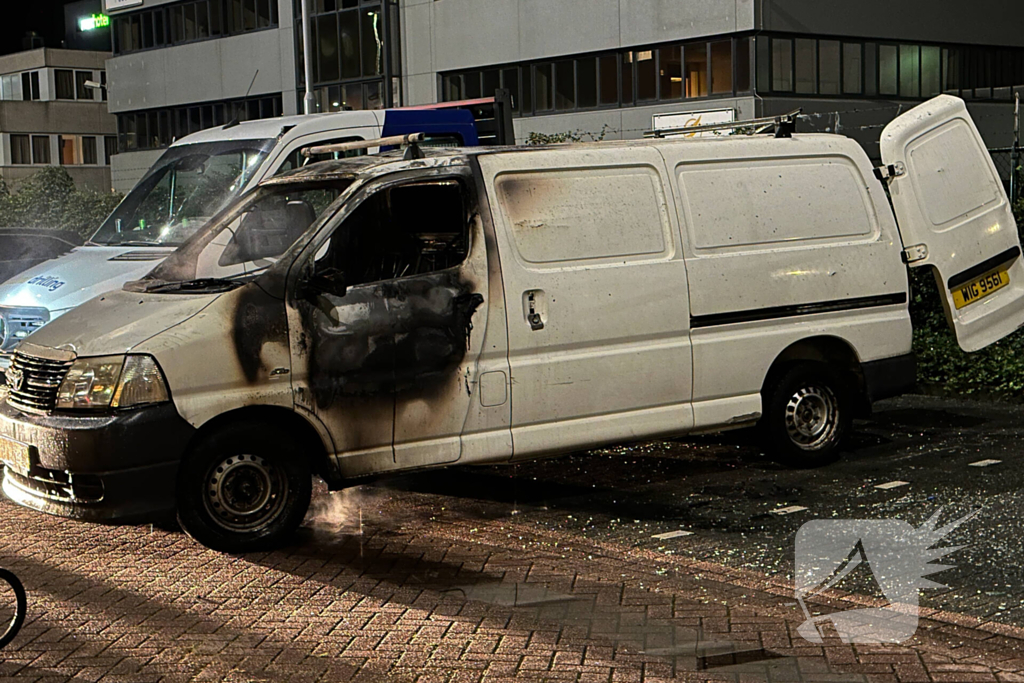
[0,96,1020,552]
[0,105,490,367]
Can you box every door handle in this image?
[525,290,545,331]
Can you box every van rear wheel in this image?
[176,422,312,553]
[759,363,850,467]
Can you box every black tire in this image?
[759,363,851,468]
[0,568,26,649]
[176,422,312,553]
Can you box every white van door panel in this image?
[881,95,1024,352]
[478,149,694,459]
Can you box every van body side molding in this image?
[690,293,908,329]
[946,246,1021,290]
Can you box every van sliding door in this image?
[478,149,694,459]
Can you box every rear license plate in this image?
[0,436,34,474]
[952,268,1010,310]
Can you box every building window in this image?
[31,136,50,164]
[879,44,898,95]
[298,0,392,112]
[794,38,816,94]
[818,40,840,95]
[55,70,76,100]
[113,0,279,55]
[772,38,793,92]
[76,71,94,100]
[441,36,753,117]
[117,94,283,152]
[900,44,920,98]
[843,43,862,94]
[10,135,30,165]
[21,71,40,101]
[104,136,118,164]
[59,136,76,165]
[82,136,98,165]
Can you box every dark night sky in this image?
[1,1,81,56]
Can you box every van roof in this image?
[263,131,865,184]
[168,110,384,147]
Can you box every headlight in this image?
[56,355,169,410]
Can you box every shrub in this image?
[0,167,122,240]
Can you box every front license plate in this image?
[952,268,1010,310]
[0,436,34,474]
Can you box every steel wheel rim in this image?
[784,385,839,450]
[203,454,288,532]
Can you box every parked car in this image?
[0,95,1020,552]
[0,99,511,370]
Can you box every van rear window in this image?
[495,166,670,265]
[678,158,876,250]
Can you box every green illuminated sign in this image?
[79,14,110,32]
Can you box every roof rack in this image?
[644,109,803,139]
[303,132,426,161]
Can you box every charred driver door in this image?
[286,166,506,478]
[881,95,1024,352]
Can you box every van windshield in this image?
[127,178,354,293]
[91,138,275,248]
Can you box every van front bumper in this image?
[0,399,196,522]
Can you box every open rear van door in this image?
[881,95,1024,352]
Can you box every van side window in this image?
[275,137,366,176]
[495,167,670,265]
[315,179,469,287]
[678,158,876,250]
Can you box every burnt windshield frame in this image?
[134,176,360,290]
[287,166,478,295]
[91,138,276,248]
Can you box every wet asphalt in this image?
[375,393,1024,628]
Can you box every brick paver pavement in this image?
[0,483,1021,682]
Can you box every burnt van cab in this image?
[0,96,1021,552]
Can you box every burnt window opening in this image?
[316,179,470,289]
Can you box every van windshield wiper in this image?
[109,239,167,247]
[139,278,244,293]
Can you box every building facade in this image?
[103,0,1024,190]
[0,48,117,193]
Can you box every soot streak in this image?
[232,284,289,382]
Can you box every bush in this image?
[526,125,610,145]
[0,167,122,240]
[908,197,1024,398]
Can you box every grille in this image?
[6,351,74,413]
[107,251,167,262]
[0,310,48,352]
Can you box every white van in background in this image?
[0,103,500,367]
[1,96,1021,552]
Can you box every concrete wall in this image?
[760,0,1024,48]
[400,0,756,106]
[103,0,297,114]
[106,29,289,113]
[0,101,117,136]
[0,48,110,75]
[110,148,163,194]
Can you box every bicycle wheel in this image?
[0,568,26,649]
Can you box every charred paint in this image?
[297,270,483,410]
[231,284,289,382]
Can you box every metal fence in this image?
[990,147,1021,203]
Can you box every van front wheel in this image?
[759,364,850,467]
[176,422,312,553]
